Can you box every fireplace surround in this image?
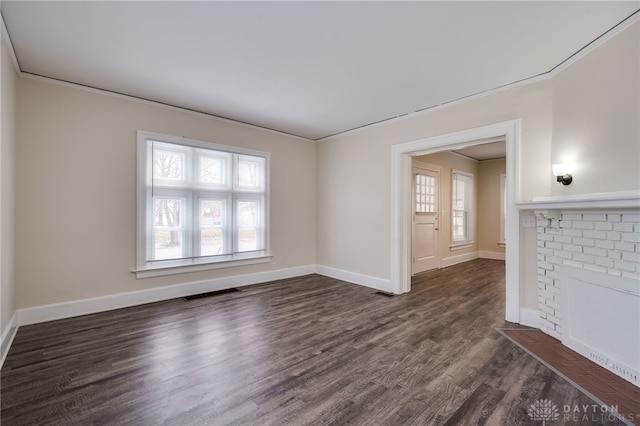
[521,190,639,387]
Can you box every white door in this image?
[412,163,440,275]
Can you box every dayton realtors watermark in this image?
[527,399,636,424]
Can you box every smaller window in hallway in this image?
[452,170,474,245]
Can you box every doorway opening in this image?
[411,141,506,276]
[391,120,520,323]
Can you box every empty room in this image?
[1,1,639,424]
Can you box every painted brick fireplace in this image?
[530,192,640,387]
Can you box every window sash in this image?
[451,171,473,244]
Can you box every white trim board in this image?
[517,190,640,210]
[13,264,392,328]
[478,251,506,261]
[17,265,314,326]
[0,312,18,368]
[441,251,479,268]
[519,308,540,329]
[315,265,392,293]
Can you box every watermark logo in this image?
[527,399,560,425]
[526,399,635,424]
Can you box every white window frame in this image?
[451,169,474,249]
[135,131,270,278]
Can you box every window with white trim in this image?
[136,131,269,276]
[451,170,474,245]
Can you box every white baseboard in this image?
[441,251,479,268]
[17,265,315,326]
[478,251,506,261]
[519,307,540,328]
[1,312,18,368]
[315,265,392,293]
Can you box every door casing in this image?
[391,120,520,323]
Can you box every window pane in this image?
[237,155,264,190]
[237,200,259,252]
[200,199,224,227]
[200,199,226,256]
[153,149,184,181]
[201,228,223,256]
[154,198,182,228]
[154,230,183,260]
[199,156,225,184]
[452,211,467,241]
[153,198,183,260]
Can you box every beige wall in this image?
[551,22,639,196]
[477,159,506,255]
[1,33,18,335]
[316,79,552,293]
[15,78,316,308]
[7,19,638,319]
[316,21,638,312]
[413,152,479,262]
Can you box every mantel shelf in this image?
[516,190,640,210]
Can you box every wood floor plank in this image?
[1,260,627,425]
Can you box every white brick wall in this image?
[536,210,640,339]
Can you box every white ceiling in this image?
[2,1,638,141]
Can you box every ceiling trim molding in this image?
[314,72,551,143]
[1,13,22,77]
[446,150,480,163]
[19,72,316,143]
[548,9,639,77]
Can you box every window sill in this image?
[450,242,474,251]
[134,254,273,278]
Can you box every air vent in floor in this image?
[183,288,240,301]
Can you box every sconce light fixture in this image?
[553,163,573,185]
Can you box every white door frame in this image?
[391,120,521,323]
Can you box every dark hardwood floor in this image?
[1,259,625,425]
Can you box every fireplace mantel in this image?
[516,190,640,210]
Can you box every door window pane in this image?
[416,174,436,213]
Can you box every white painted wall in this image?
[14,78,317,309]
[1,31,17,338]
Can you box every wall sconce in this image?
[553,163,573,185]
